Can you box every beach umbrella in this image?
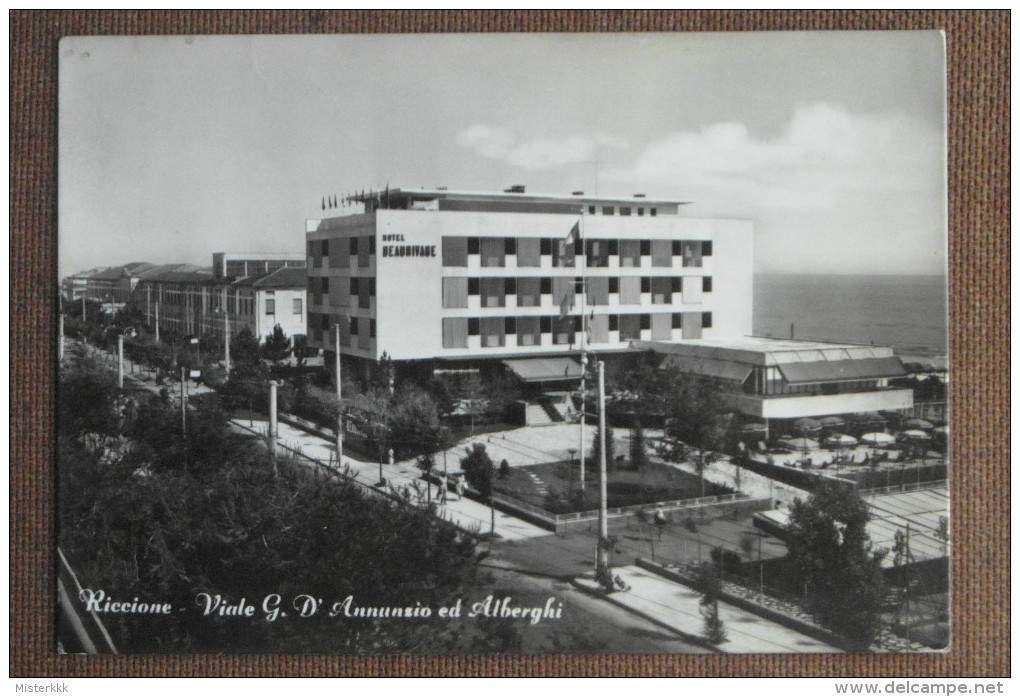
[904,418,935,430]
[824,433,858,447]
[794,417,822,434]
[785,437,819,451]
[860,432,895,446]
[902,429,932,441]
[819,416,846,428]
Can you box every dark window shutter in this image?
[505,278,516,294]
[468,237,480,254]
[609,315,619,331]
[504,317,516,334]
[640,240,651,256]
[504,238,516,254]
[540,316,551,333]
[609,277,619,293]
[703,276,712,292]
[640,314,650,330]
[672,240,683,256]
[540,278,552,294]
[640,277,650,293]
[672,313,683,329]
[672,277,683,293]
[702,241,713,256]
[540,238,552,256]
[468,318,480,335]
[608,240,619,255]
[702,312,713,328]
[468,278,479,295]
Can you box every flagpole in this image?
[578,209,586,492]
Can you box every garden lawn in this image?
[492,459,733,514]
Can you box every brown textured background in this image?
[10,10,1009,677]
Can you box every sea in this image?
[753,274,948,369]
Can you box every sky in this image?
[58,32,947,278]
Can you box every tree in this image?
[262,324,293,365]
[785,482,886,649]
[387,384,443,460]
[695,562,727,645]
[230,326,262,368]
[629,419,648,473]
[461,443,495,536]
[664,373,730,496]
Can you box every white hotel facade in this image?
[305,187,752,373]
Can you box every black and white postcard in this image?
[57,32,949,655]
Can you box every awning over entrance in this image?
[777,356,907,385]
[659,355,753,383]
[503,357,582,382]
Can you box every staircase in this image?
[525,398,567,426]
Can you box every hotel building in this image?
[305,187,752,382]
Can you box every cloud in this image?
[609,103,943,213]
[456,125,628,171]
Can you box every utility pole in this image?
[335,324,343,467]
[117,334,124,389]
[180,367,188,472]
[578,210,587,491]
[155,301,160,343]
[224,310,231,375]
[595,360,612,591]
[268,380,279,477]
[58,313,64,363]
[81,293,86,322]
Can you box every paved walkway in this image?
[231,417,554,542]
[588,565,842,654]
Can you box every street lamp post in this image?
[117,334,125,389]
[334,324,343,467]
[595,360,612,592]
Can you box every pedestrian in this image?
[653,507,667,539]
[456,478,466,501]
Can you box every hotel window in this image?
[682,240,703,267]
[586,239,609,267]
[650,208,658,216]
[310,241,321,268]
[294,298,303,316]
[702,241,713,257]
[350,237,358,256]
[702,312,713,328]
[640,314,650,330]
[553,316,574,345]
[682,312,702,340]
[588,205,596,214]
[672,313,683,329]
[312,280,322,307]
[517,316,540,346]
[443,277,468,308]
[358,322,371,349]
[517,277,540,307]
[619,314,641,340]
[468,278,479,296]
[609,315,619,332]
[480,238,505,267]
[540,316,552,334]
[637,208,645,216]
[651,313,672,341]
[480,317,505,347]
[516,238,540,267]
[586,276,609,306]
[540,277,552,296]
[651,240,672,267]
[320,240,329,262]
[619,277,641,304]
[468,237,480,255]
[703,276,713,293]
[443,237,468,267]
[468,318,479,336]
[589,313,609,343]
[619,240,641,267]
[651,277,672,304]
[266,299,275,315]
[552,276,575,311]
[331,237,347,267]
[609,277,620,294]
[553,238,575,267]
[602,206,615,215]
[620,207,632,216]
[640,277,651,294]
[369,319,376,339]
[481,278,505,307]
[504,317,516,336]
[358,237,371,267]
[539,238,552,257]
[337,278,350,307]
[358,279,371,309]
[349,316,359,336]
[443,318,468,348]
[504,238,517,255]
